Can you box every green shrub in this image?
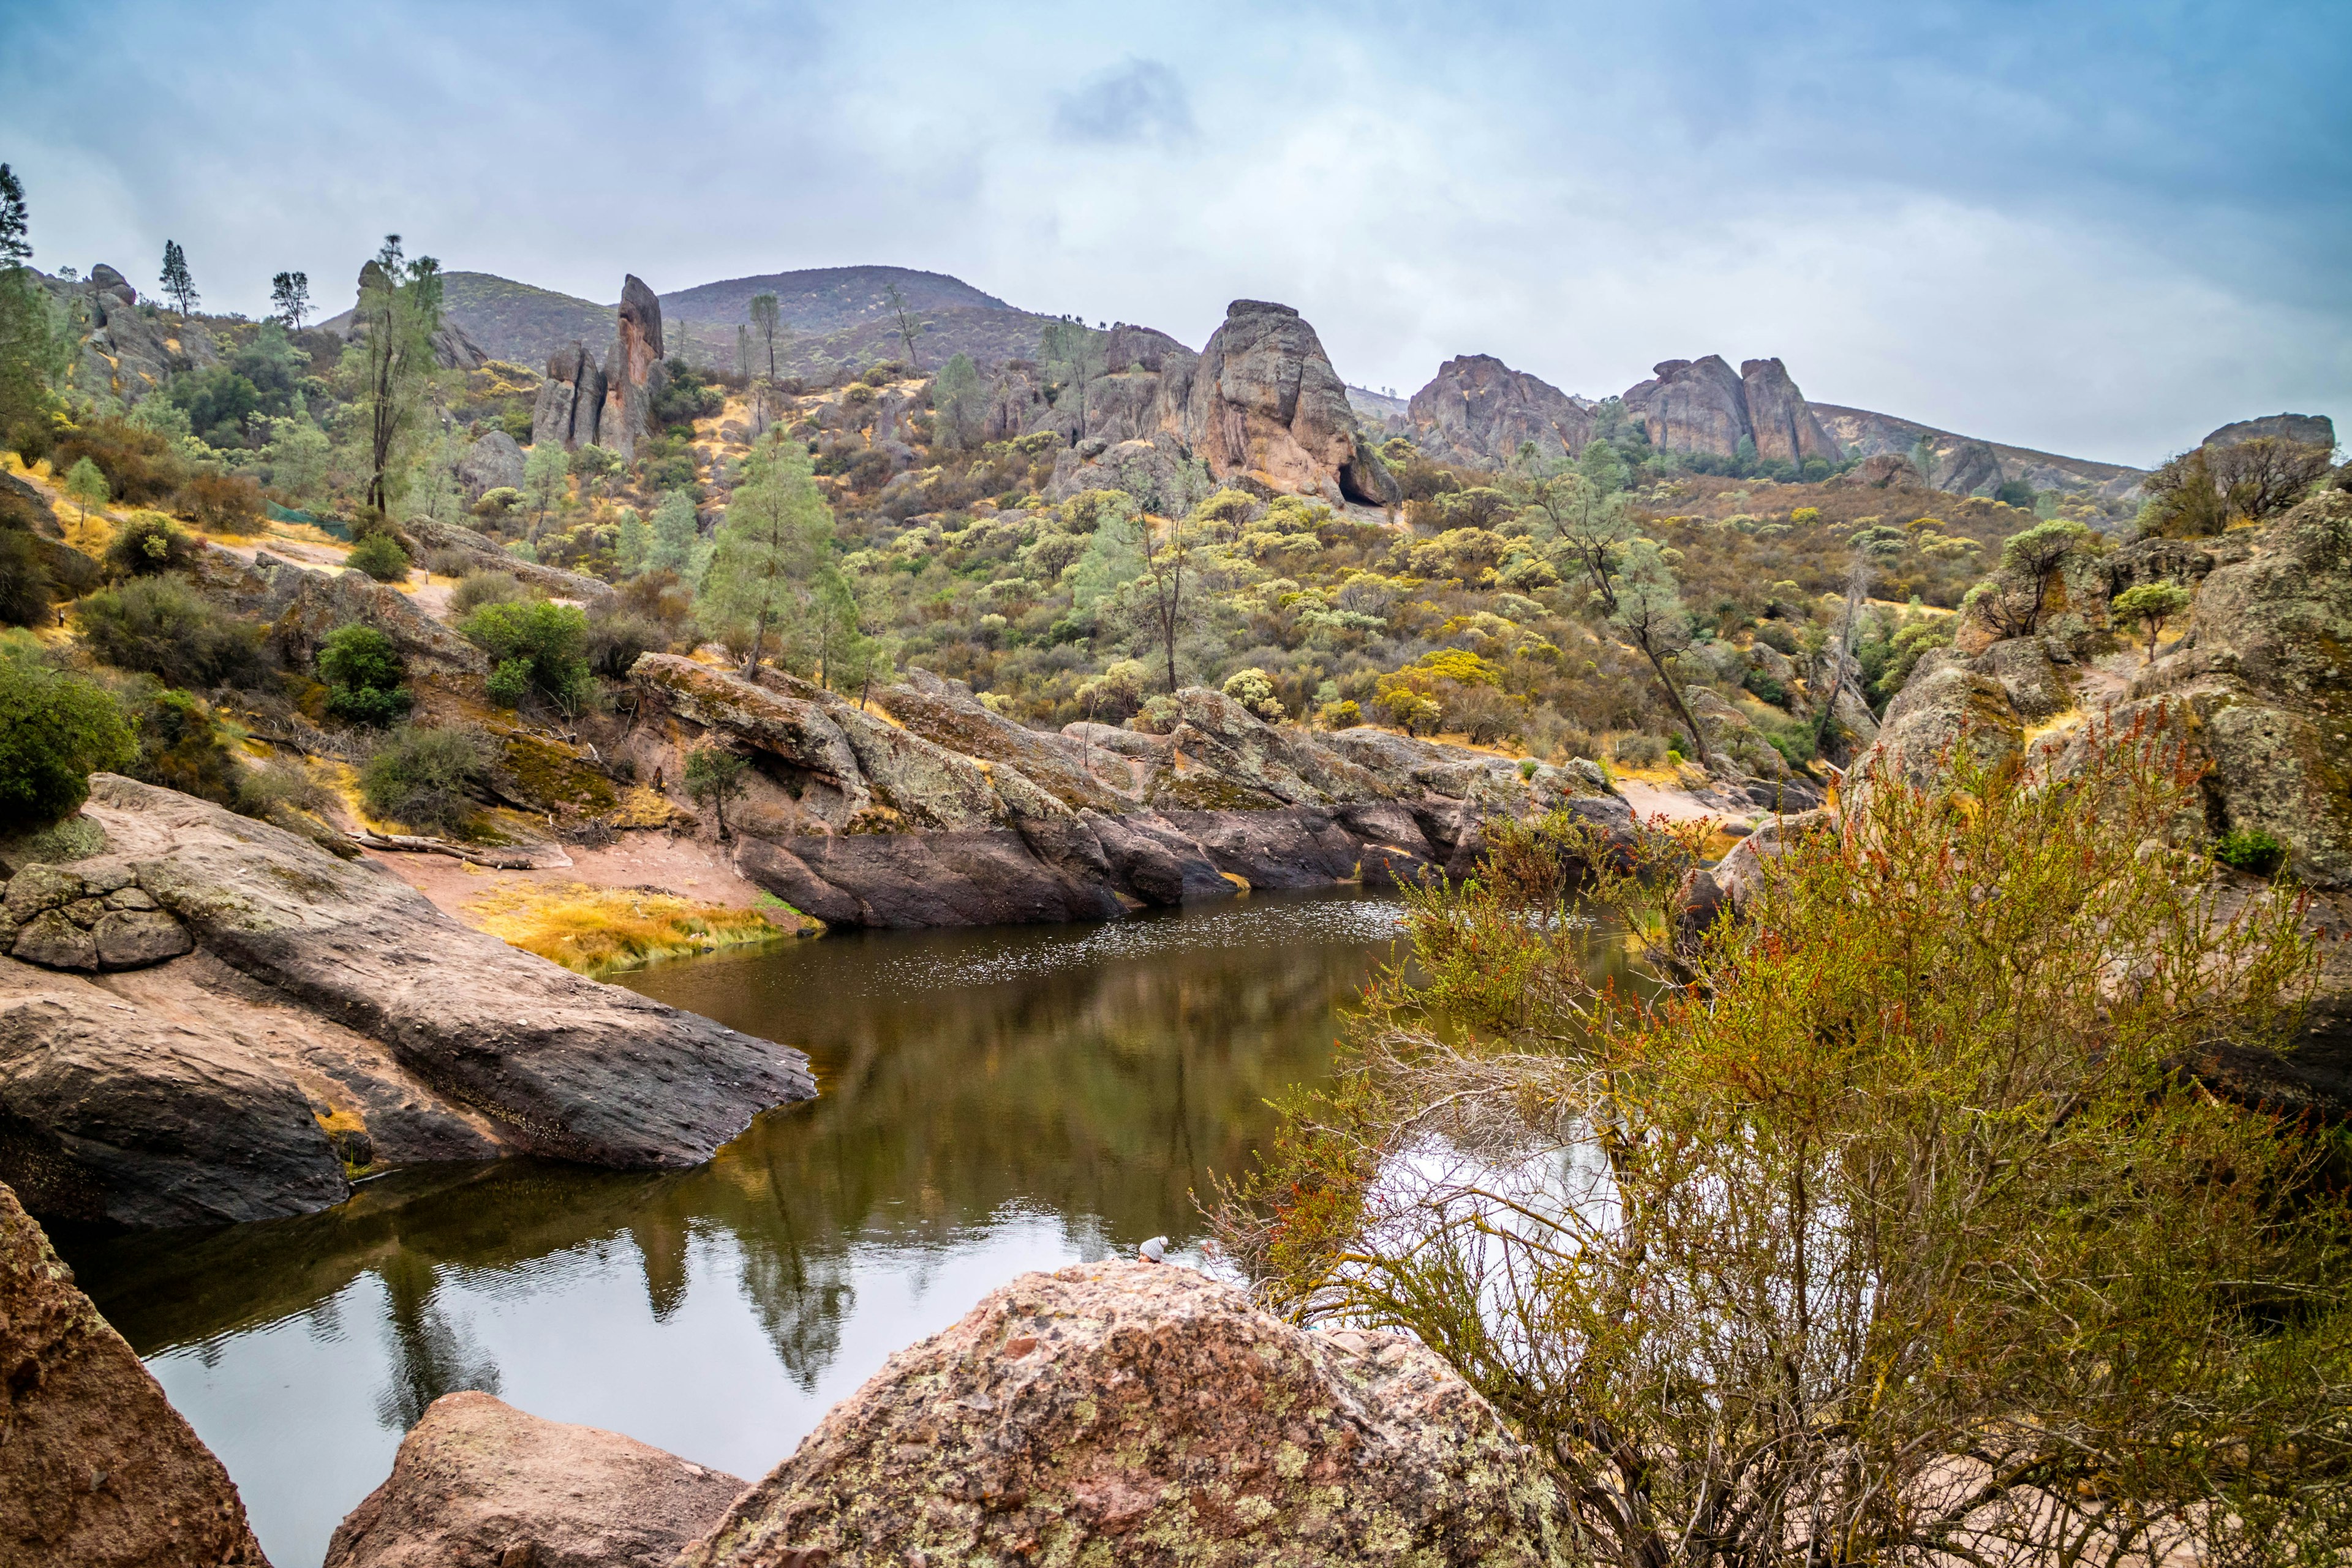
[0,654,135,831]
[1743,670,1789,708]
[0,528,53,627]
[123,685,244,807]
[360,724,493,835]
[459,598,595,712]
[584,608,663,679]
[318,624,411,726]
[345,532,412,582]
[74,575,268,688]
[2213,826,2289,878]
[450,571,524,616]
[104,513,196,577]
[1613,732,1670,769]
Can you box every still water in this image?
[59,889,1409,1568]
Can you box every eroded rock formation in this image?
[1184,300,1398,507]
[0,776,815,1228]
[679,1261,1571,1566]
[601,275,667,462]
[1620,355,1840,469]
[1,1178,271,1567]
[453,429,526,499]
[1406,354,1593,469]
[325,1391,744,1568]
[530,339,609,451]
[624,658,1626,929]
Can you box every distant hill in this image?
[660,265,1011,335]
[322,271,615,369]
[1810,404,2147,500]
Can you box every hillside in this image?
[1812,403,2147,502]
[659,265,1013,334]
[323,271,614,369]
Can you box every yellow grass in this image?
[462,880,803,974]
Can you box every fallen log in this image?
[345,829,540,870]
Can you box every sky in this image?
[2,0,2345,468]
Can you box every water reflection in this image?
[58,891,1406,1568]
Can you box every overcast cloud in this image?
[1,0,2343,466]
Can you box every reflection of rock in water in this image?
[631,1211,692,1321]
[736,1217,854,1392]
[372,1251,502,1431]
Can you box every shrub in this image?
[360,723,493,835]
[74,575,268,688]
[317,624,411,726]
[175,471,263,532]
[1753,622,1800,656]
[1316,698,1362,729]
[123,685,244,807]
[1743,670,1789,708]
[0,654,135,831]
[1221,666,1284,722]
[459,598,595,712]
[584,608,663,680]
[450,570,524,616]
[1216,729,2352,1563]
[53,417,188,506]
[345,532,412,582]
[682,746,750,840]
[1612,731,1669,769]
[2213,826,2289,878]
[104,513,196,576]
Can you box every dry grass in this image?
[461,879,805,974]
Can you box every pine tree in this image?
[697,434,831,675]
[930,353,984,452]
[270,270,311,331]
[159,240,198,316]
[0,165,29,268]
[646,489,701,577]
[747,293,782,382]
[346,235,445,519]
[0,164,69,446]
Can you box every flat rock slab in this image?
[680,1261,1570,1566]
[0,1178,271,1567]
[326,1390,745,1568]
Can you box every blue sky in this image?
[2,0,2344,466]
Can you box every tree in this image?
[883,281,924,371]
[736,323,755,380]
[646,488,701,578]
[1812,551,1870,757]
[158,239,198,317]
[570,442,621,499]
[1218,728,2352,1565]
[347,235,445,519]
[0,164,28,267]
[2112,579,2192,665]
[1516,467,1711,766]
[2142,437,2333,537]
[930,352,985,452]
[1038,318,1107,438]
[460,598,595,714]
[1962,519,2090,638]
[747,292,783,383]
[0,164,68,450]
[682,746,748,840]
[270,270,311,331]
[521,439,569,538]
[1577,436,1627,494]
[0,652,134,831]
[263,402,331,506]
[614,507,651,576]
[62,456,109,527]
[697,434,831,675]
[1116,503,1191,693]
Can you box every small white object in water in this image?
[1138,1235,1169,1264]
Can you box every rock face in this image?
[2204,413,2336,450]
[1811,403,2149,502]
[195,548,490,678]
[401,518,616,605]
[0,776,814,1227]
[1182,301,1396,507]
[0,1178,271,1567]
[1619,355,1840,469]
[532,341,610,451]
[1405,355,1593,470]
[325,1391,744,1568]
[679,1261,1570,1567]
[454,430,527,499]
[1738,358,1842,467]
[625,657,1627,929]
[601,275,668,463]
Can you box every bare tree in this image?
[883,281,923,371]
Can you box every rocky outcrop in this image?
[1811,403,2149,502]
[1182,301,1396,507]
[626,658,1626,929]
[1,1178,271,1566]
[0,776,815,1227]
[453,430,527,499]
[600,275,668,463]
[532,341,610,452]
[1405,355,1594,470]
[196,549,490,677]
[2203,413,2335,450]
[51,262,219,406]
[1621,355,1753,461]
[679,1261,1570,1567]
[1738,358,1841,467]
[325,1391,744,1568]
[401,518,615,605]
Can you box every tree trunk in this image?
[1638,636,1713,770]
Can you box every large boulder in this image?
[453,430,527,499]
[0,1178,271,1567]
[325,1391,744,1568]
[532,341,609,451]
[679,1261,1570,1567]
[1182,301,1389,506]
[1405,354,1594,472]
[1621,355,1752,460]
[0,777,814,1226]
[2203,413,2335,450]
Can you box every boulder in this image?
[678,1261,1570,1567]
[532,341,608,451]
[0,776,814,1226]
[2203,413,2335,450]
[325,1391,744,1568]
[1976,636,2070,721]
[1621,355,1751,460]
[1850,652,2024,799]
[602,275,668,463]
[454,430,527,499]
[1406,354,1594,471]
[0,1178,271,1567]
[1929,439,2003,496]
[1181,301,1372,505]
[1739,358,1841,467]
[226,554,490,677]
[869,669,1126,812]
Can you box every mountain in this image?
[659,265,1012,334]
[321,271,615,369]
[1810,404,2146,501]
